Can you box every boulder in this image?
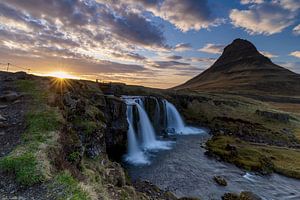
[0,114,6,121]
[213,176,227,186]
[0,91,21,102]
[240,191,262,200]
[222,193,239,200]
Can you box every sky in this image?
[0,0,300,88]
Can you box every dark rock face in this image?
[60,81,128,163]
[104,96,128,161]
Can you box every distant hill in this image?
[175,39,300,96]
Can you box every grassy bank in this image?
[206,135,300,179]
[0,79,62,185]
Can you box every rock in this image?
[213,176,227,186]
[240,191,262,200]
[222,193,239,200]
[0,91,21,102]
[0,131,5,136]
[0,114,6,121]
[0,122,8,128]
[255,110,290,123]
[0,105,7,109]
[222,191,262,200]
[166,128,175,134]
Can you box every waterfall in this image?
[124,100,149,165]
[164,100,203,134]
[165,100,185,133]
[123,96,203,165]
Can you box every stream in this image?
[126,133,300,200]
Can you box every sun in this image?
[47,71,78,79]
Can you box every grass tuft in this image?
[0,153,42,186]
[55,171,90,200]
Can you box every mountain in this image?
[175,39,300,96]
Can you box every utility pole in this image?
[7,63,10,72]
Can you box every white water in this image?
[123,96,173,165]
[135,100,170,150]
[164,100,204,134]
[124,99,149,165]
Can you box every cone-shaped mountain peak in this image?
[174,38,300,96]
[212,38,271,68]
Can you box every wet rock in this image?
[240,191,262,200]
[0,91,21,102]
[0,105,7,109]
[0,122,8,128]
[222,193,239,200]
[0,114,6,121]
[222,191,262,200]
[213,176,227,186]
[0,131,5,136]
[255,110,290,123]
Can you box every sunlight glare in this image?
[47,71,77,79]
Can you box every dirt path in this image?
[0,71,27,157]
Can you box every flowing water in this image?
[127,134,300,200]
[123,96,300,199]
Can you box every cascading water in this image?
[123,96,172,165]
[135,101,169,150]
[164,100,203,134]
[164,100,185,133]
[124,99,149,165]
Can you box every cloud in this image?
[167,55,183,60]
[240,0,264,5]
[148,0,224,32]
[290,51,300,58]
[259,51,278,58]
[189,57,216,63]
[277,61,300,74]
[174,43,192,52]
[198,43,225,54]
[230,1,299,35]
[293,24,300,35]
[150,60,190,69]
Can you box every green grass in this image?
[0,79,62,186]
[23,109,61,143]
[73,118,99,135]
[0,153,42,186]
[207,135,300,178]
[55,171,90,200]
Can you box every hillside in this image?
[175,39,300,97]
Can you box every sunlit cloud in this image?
[290,51,300,58]
[230,0,300,35]
[259,51,278,58]
[198,43,225,54]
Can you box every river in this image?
[126,133,300,200]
